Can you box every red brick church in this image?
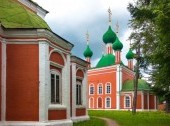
[0,0,89,125]
[84,8,157,111]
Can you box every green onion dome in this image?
[126,49,134,59]
[83,45,93,58]
[103,26,117,44]
[112,37,123,51]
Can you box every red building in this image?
[84,8,157,111]
[0,0,89,125]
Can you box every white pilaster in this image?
[1,40,6,121]
[71,63,76,117]
[116,65,121,110]
[39,41,49,122]
[82,71,88,115]
[62,54,71,119]
[154,96,157,110]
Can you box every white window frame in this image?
[89,83,94,95]
[50,70,62,104]
[105,97,111,108]
[76,81,82,105]
[124,95,131,108]
[105,82,111,94]
[98,83,103,95]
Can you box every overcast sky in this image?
[34,0,134,67]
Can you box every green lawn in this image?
[89,110,170,126]
[73,117,107,126]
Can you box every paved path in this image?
[95,117,119,126]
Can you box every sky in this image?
[34,0,134,67]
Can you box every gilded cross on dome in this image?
[116,21,119,34]
[108,7,112,24]
[86,31,89,45]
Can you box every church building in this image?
[0,0,89,125]
[84,8,157,111]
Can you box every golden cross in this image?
[115,21,119,34]
[108,7,112,23]
[86,31,89,44]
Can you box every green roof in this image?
[83,45,93,58]
[122,79,150,91]
[0,0,51,30]
[96,54,115,68]
[112,37,123,51]
[103,26,117,44]
[126,49,134,59]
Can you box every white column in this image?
[154,96,157,110]
[116,65,121,110]
[82,71,88,115]
[71,63,76,117]
[147,92,149,110]
[62,54,71,119]
[39,42,49,122]
[1,40,6,121]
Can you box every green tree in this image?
[127,0,170,112]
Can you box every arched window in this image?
[76,81,82,105]
[105,97,111,108]
[89,97,94,108]
[98,97,102,108]
[89,84,94,95]
[51,70,61,104]
[98,83,103,94]
[105,83,111,94]
[124,96,131,108]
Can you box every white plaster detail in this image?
[116,65,120,110]
[72,115,89,122]
[1,40,6,121]
[39,41,49,121]
[154,96,157,110]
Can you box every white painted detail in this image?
[154,96,157,110]
[39,42,49,121]
[72,115,89,122]
[82,71,88,115]
[1,40,6,121]
[116,65,120,110]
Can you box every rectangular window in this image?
[76,84,82,105]
[106,85,111,94]
[98,86,102,94]
[51,74,60,104]
[90,86,94,94]
[125,96,130,108]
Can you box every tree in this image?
[127,0,170,112]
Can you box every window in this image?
[76,82,82,105]
[51,72,61,104]
[106,97,111,108]
[125,96,131,108]
[97,97,102,108]
[106,83,111,94]
[89,84,94,95]
[98,84,103,94]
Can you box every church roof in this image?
[112,37,123,51]
[0,0,51,30]
[96,54,115,68]
[122,79,150,91]
[126,49,134,59]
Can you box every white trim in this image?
[89,83,94,95]
[97,97,103,109]
[1,40,6,121]
[39,42,49,121]
[105,82,111,94]
[124,95,131,109]
[89,97,94,109]
[116,65,120,110]
[97,83,103,95]
[105,97,111,109]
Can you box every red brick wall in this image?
[76,108,86,116]
[76,69,84,78]
[48,110,66,120]
[50,52,64,66]
[149,94,155,109]
[0,42,1,120]
[137,94,141,109]
[144,93,148,109]
[6,44,39,121]
[88,68,117,109]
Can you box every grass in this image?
[89,110,170,126]
[73,117,107,126]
